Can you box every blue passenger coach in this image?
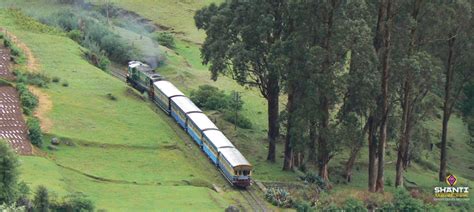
[186,113,218,146]
[152,81,184,113]
[170,96,201,129]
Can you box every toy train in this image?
[126,61,252,187]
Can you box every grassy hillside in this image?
[0,9,245,211]
[90,0,222,44]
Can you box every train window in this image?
[243,170,249,176]
[234,171,238,176]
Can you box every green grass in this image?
[0,8,241,211]
[90,0,223,44]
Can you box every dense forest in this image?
[195,0,473,192]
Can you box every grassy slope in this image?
[0,9,240,211]
[92,0,221,44]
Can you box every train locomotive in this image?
[126,61,252,187]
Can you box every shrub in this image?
[154,32,176,49]
[52,76,60,83]
[223,110,253,129]
[33,186,49,212]
[67,29,83,43]
[62,81,69,87]
[27,118,43,147]
[299,172,327,190]
[294,200,314,212]
[343,198,367,212]
[265,188,293,208]
[53,193,94,212]
[16,83,38,115]
[106,93,117,101]
[190,85,229,110]
[392,189,425,211]
[15,71,51,88]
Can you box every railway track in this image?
[108,68,127,81]
[239,186,268,212]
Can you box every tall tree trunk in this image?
[345,120,369,183]
[376,0,393,193]
[368,116,378,192]
[283,82,295,171]
[396,0,422,188]
[439,35,456,182]
[307,121,317,163]
[267,74,280,162]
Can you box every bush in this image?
[15,71,51,88]
[190,85,229,110]
[392,189,425,211]
[265,188,293,208]
[33,186,49,212]
[16,83,38,115]
[223,110,253,129]
[27,118,43,147]
[52,193,94,212]
[52,76,60,83]
[294,200,314,212]
[154,32,175,49]
[343,198,367,212]
[67,29,83,43]
[62,81,69,87]
[299,172,327,190]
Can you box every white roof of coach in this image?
[172,96,202,113]
[153,81,184,98]
[203,130,234,149]
[187,113,218,131]
[219,147,251,168]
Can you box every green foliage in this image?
[0,141,20,204]
[15,71,51,88]
[33,186,49,212]
[52,77,60,83]
[391,189,426,211]
[7,9,63,35]
[343,198,367,212]
[27,118,43,147]
[52,193,94,212]
[67,30,83,43]
[42,10,137,65]
[16,83,38,115]
[265,188,293,208]
[294,200,314,212]
[299,172,327,190]
[154,32,176,49]
[3,37,26,64]
[0,203,24,211]
[190,85,229,110]
[223,110,253,129]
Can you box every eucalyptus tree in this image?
[430,0,473,182]
[391,0,443,187]
[195,0,287,162]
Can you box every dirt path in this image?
[29,86,53,133]
[1,28,40,72]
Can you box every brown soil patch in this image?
[29,86,53,133]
